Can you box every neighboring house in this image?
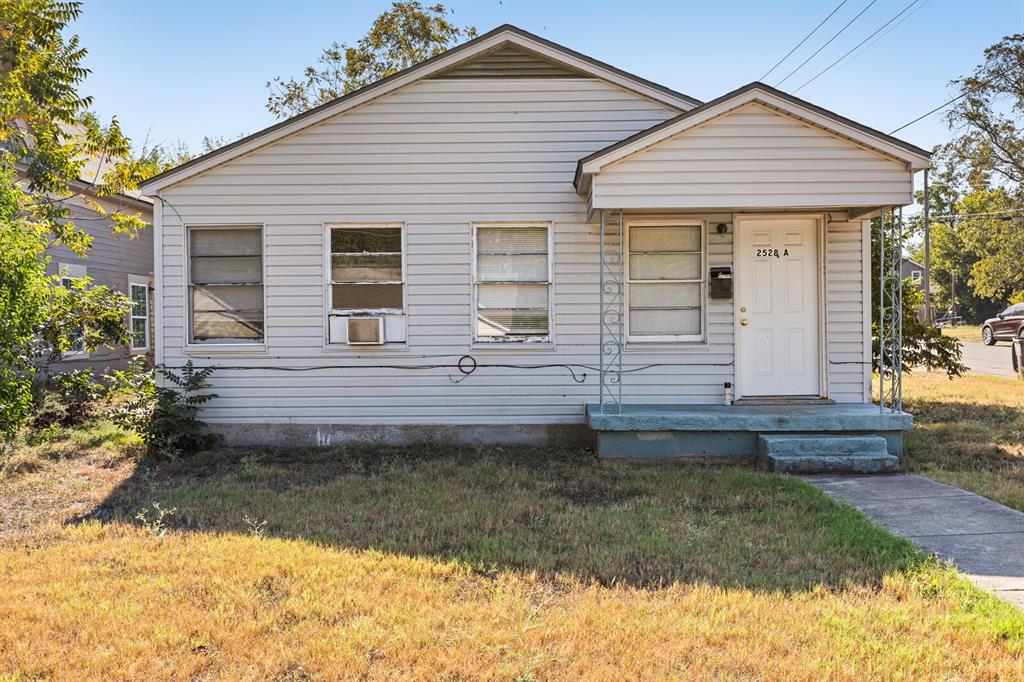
[139,26,929,470]
[901,257,926,293]
[44,170,154,373]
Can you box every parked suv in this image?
[982,303,1024,345]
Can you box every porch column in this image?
[599,209,624,414]
[878,206,904,413]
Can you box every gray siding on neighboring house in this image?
[45,193,154,374]
[155,77,873,427]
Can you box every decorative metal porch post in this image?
[878,206,905,413]
[598,209,624,414]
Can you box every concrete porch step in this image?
[758,434,899,474]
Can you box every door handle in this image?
[740,306,748,313]
[740,319,749,326]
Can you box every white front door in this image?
[736,216,821,397]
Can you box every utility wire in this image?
[794,0,922,93]
[777,0,878,87]
[814,0,929,83]
[926,207,1024,220]
[889,66,1010,134]
[760,0,848,81]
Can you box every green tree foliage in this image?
[266,2,476,118]
[0,0,159,440]
[934,34,1024,305]
[871,218,965,378]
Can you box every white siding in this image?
[591,103,913,210]
[825,219,871,403]
[157,79,872,426]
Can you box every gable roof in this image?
[140,25,701,193]
[575,81,932,192]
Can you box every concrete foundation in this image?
[208,422,593,449]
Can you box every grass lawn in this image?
[941,324,987,344]
[1,423,1023,679]
[902,370,1024,511]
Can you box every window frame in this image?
[324,222,407,318]
[184,223,267,350]
[129,281,149,352]
[471,221,554,347]
[625,219,707,344]
[58,263,88,357]
[910,270,922,284]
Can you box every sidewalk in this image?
[803,474,1024,609]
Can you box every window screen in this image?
[329,226,404,312]
[475,225,550,340]
[130,283,149,350]
[189,227,264,344]
[628,224,703,339]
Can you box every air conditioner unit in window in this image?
[346,317,384,345]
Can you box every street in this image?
[960,341,1019,379]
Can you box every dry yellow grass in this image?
[0,522,1021,681]
[0,416,1022,679]
[941,324,988,344]
[902,371,1024,511]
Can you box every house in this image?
[901,257,926,293]
[139,26,928,471]
[44,158,154,373]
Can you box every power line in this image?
[777,0,878,87]
[927,207,1024,220]
[889,67,1008,134]
[793,0,922,93]
[818,0,929,82]
[760,0,848,81]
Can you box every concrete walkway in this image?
[803,474,1024,609]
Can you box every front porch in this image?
[586,403,912,472]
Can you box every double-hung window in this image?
[188,226,264,344]
[627,222,704,342]
[328,224,404,314]
[129,282,149,351]
[59,263,87,355]
[474,223,551,342]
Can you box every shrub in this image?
[31,369,103,428]
[111,361,220,459]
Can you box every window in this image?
[188,226,264,344]
[911,270,922,283]
[130,282,149,351]
[328,225,404,313]
[627,223,704,341]
[474,223,551,342]
[59,264,87,355]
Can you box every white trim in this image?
[183,223,267,352]
[58,263,89,358]
[579,88,931,191]
[624,219,706,344]
[153,197,164,367]
[139,30,696,194]
[732,213,826,400]
[861,218,873,403]
[128,280,150,353]
[322,222,408,348]
[470,220,555,348]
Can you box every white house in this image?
[140,26,927,471]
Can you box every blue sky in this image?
[73,0,1021,156]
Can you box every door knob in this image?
[740,306,748,313]
[740,319,749,326]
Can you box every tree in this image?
[266,2,475,118]
[0,0,154,440]
[871,218,965,378]
[939,34,1024,303]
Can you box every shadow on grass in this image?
[81,444,927,592]
[904,398,1024,470]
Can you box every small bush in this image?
[111,360,220,459]
[31,369,103,429]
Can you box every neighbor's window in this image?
[130,282,149,351]
[188,226,264,344]
[911,270,922,283]
[59,264,87,354]
[474,224,551,342]
[627,223,704,341]
[328,225,404,313]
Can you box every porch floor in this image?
[585,403,912,432]
[585,403,912,463]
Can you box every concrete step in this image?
[758,435,899,474]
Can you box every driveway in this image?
[960,341,1018,379]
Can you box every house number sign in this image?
[754,248,791,258]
